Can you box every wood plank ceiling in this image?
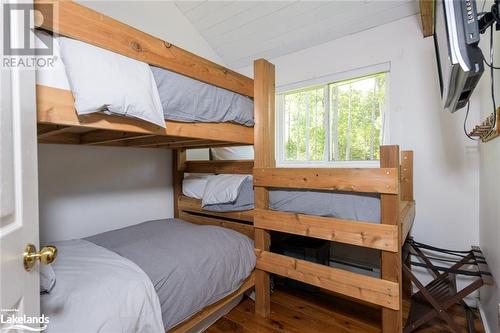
[175,1,420,69]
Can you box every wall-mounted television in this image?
[434,0,484,113]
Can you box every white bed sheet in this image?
[41,239,164,333]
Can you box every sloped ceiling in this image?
[175,1,420,69]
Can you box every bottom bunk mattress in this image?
[41,218,256,332]
[184,174,381,223]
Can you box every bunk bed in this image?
[35,0,253,149]
[175,149,415,333]
[34,1,256,332]
[35,1,416,332]
[174,67,416,333]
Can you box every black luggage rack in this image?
[403,238,493,333]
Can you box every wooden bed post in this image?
[401,150,414,303]
[380,145,402,333]
[173,149,186,218]
[400,151,414,202]
[253,59,276,318]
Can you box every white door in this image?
[0,0,40,331]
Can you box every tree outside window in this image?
[279,72,387,164]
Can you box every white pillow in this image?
[58,37,165,128]
[182,173,213,199]
[210,146,254,160]
[35,31,71,90]
[40,263,56,293]
[202,174,251,206]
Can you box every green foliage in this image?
[283,73,386,162]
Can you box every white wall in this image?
[39,1,224,243]
[477,21,500,333]
[39,145,172,242]
[238,15,480,252]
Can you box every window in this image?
[277,70,388,166]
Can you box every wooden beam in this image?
[170,142,242,149]
[34,0,254,97]
[37,125,72,138]
[173,149,186,218]
[401,201,416,243]
[131,139,214,148]
[185,160,254,174]
[255,250,400,310]
[254,167,399,194]
[179,211,254,240]
[400,151,414,201]
[122,135,183,147]
[36,85,254,144]
[168,272,255,333]
[419,0,435,37]
[254,208,398,252]
[380,145,403,333]
[253,59,275,318]
[38,132,80,144]
[80,130,154,145]
[178,196,254,223]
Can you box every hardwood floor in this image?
[206,286,485,333]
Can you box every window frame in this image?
[276,63,391,168]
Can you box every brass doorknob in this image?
[24,244,57,271]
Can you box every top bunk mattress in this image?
[35,32,254,127]
[183,174,381,223]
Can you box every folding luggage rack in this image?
[403,238,493,333]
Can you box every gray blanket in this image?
[204,178,381,223]
[151,67,254,126]
[85,219,255,330]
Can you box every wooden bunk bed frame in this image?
[252,148,415,333]
[175,154,415,333]
[34,1,256,332]
[36,1,416,332]
[35,0,253,149]
[174,63,416,333]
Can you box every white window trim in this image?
[276,62,391,168]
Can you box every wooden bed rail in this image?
[184,160,253,174]
[179,211,254,240]
[253,167,399,194]
[168,272,256,333]
[255,250,400,310]
[34,0,254,97]
[253,208,398,252]
[178,196,253,223]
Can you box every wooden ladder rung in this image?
[256,250,400,310]
[254,208,398,252]
[253,167,399,194]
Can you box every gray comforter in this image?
[151,67,254,126]
[204,177,381,223]
[85,219,255,330]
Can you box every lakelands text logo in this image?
[2,2,56,69]
[0,309,49,332]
